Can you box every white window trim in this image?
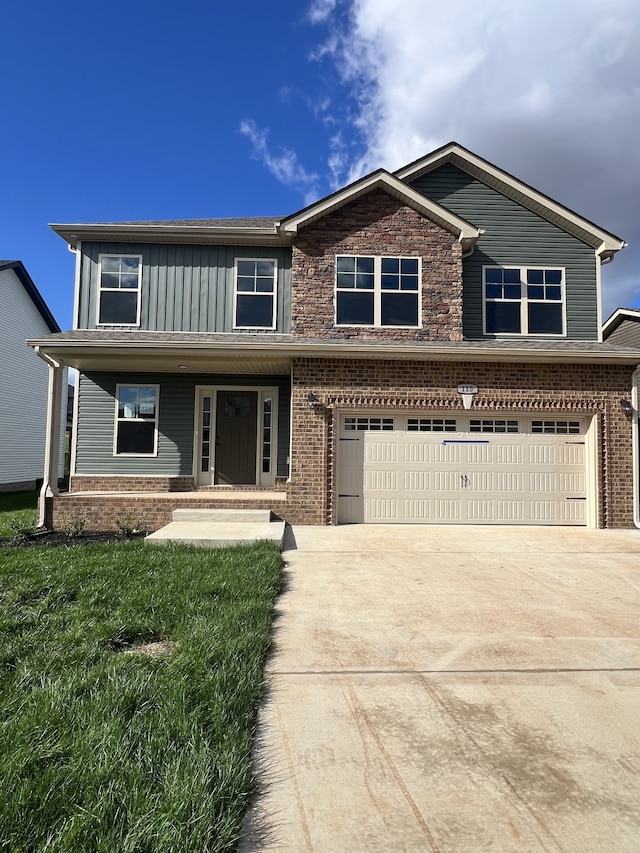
[233,258,278,330]
[482,264,566,337]
[113,383,159,457]
[334,254,422,328]
[193,385,278,486]
[97,254,143,327]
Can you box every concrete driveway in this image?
[240,526,640,852]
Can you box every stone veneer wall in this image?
[287,357,635,528]
[290,189,463,340]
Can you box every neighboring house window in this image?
[98,255,142,325]
[483,266,564,335]
[336,255,420,327]
[234,259,277,329]
[114,385,159,455]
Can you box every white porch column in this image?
[37,353,64,528]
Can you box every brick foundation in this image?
[50,492,290,533]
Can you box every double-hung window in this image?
[336,255,420,327]
[114,385,159,455]
[234,259,277,329]
[98,255,142,325]
[484,266,565,335]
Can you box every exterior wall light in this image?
[307,392,322,410]
[620,399,634,417]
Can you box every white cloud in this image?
[311,0,640,312]
[308,0,338,24]
[239,120,319,204]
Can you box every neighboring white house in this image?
[0,261,64,491]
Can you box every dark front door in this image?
[214,391,258,485]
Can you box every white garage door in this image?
[338,414,588,525]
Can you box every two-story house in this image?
[30,143,639,531]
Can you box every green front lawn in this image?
[0,490,37,537]
[0,539,282,852]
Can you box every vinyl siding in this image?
[77,243,292,333]
[605,321,640,349]
[0,268,65,487]
[410,164,599,341]
[75,372,291,477]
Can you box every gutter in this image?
[33,346,63,529]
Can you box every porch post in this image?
[37,354,64,528]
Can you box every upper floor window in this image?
[483,266,565,336]
[234,259,277,329]
[336,255,420,327]
[114,384,158,455]
[98,255,142,325]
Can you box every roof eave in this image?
[50,223,288,248]
[27,336,640,367]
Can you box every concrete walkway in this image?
[240,525,640,853]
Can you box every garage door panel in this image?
[366,470,397,491]
[434,443,462,463]
[560,500,586,522]
[497,501,525,521]
[559,473,585,493]
[496,444,524,464]
[433,471,460,491]
[497,472,524,491]
[529,472,557,492]
[366,439,398,463]
[557,444,585,465]
[366,498,399,521]
[338,415,588,525]
[465,443,493,464]
[405,470,430,490]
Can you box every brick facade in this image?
[290,189,463,341]
[48,357,634,532]
[287,357,635,528]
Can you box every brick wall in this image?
[50,493,290,533]
[291,189,463,341]
[70,475,195,493]
[287,357,635,528]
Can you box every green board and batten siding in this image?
[410,163,599,341]
[75,373,291,477]
[77,243,292,333]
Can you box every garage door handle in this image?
[461,474,470,488]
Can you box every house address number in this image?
[457,383,478,395]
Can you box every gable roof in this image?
[0,260,60,333]
[278,170,482,253]
[602,307,640,339]
[395,142,627,258]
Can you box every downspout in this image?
[632,366,640,529]
[34,346,64,529]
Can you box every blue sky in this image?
[2,0,639,330]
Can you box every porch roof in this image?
[28,330,640,371]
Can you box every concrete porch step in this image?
[145,519,286,549]
[171,508,272,523]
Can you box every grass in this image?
[0,490,37,537]
[0,539,283,852]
